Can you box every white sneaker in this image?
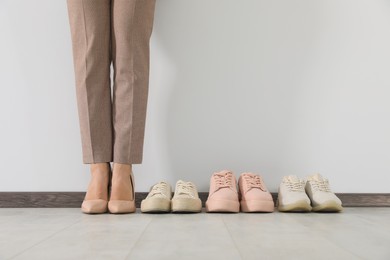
[305,173,343,212]
[172,180,202,213]
[277,175,312,212]
[141,181,172,213]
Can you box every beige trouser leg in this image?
[66,0,156,164]
[111,0,156,164]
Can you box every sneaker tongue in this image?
[215,170,232,176]
[310,173,324,181]
[287,175,300,182]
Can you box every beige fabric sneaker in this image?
[171,180,202,213]
[141,181,172,213]
[277,175,312,212]
[305,173,343,212]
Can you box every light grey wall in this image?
[1,0,389,193]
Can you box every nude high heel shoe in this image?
[81,165,111,214]
[108,169,136,214]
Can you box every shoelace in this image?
[244,175,266,191]
[285,180,305,192]
[150,182,168,197]
[214,172,234,189]
[312,179,331,192]
[176,182,196,197]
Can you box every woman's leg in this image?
[67,0,112,213]
[111,0,156,165]
[108,0,156,213]
[67,0,113,163]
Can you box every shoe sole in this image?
[312,201,343,212]
[278,200,312,212]
[241,200,274,213]
[171,198,202,213]
[141,198,171,213]
[206,199,240,213]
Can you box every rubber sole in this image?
[312,201,343,212]
[278,200,312,212]
[240,200,274,213]
[171,198,202,213]
[206,199,240,213]
[141,198,171,213]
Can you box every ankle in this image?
[112,163,132,176]
[91,162,110,171]
[90,163,110,178]
[113,163,132,170]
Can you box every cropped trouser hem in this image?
[82,157,143,165]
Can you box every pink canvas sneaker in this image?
[206,170,240,213]
[238,173,274,212]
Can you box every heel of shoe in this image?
[108,164,112,200]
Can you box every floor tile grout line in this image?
[221,215,244,260]
[7,217,83,260]
[123,217,154,259]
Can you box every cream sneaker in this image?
[305,173,343,212]
[277,175,311,212]
[171,180,202,213]
[206,170,240,213]
[141,181,172,213]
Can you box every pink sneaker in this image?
[206,170,240,213]
[238,173,274,212]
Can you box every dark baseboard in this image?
[0,192,389,208]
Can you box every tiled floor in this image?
[0,208,389,260]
